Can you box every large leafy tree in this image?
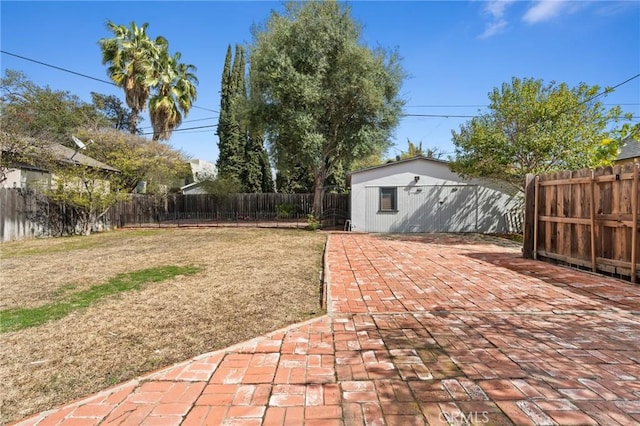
[249,0,405,214]
[99,21,163,134]
[47,163,126,236]
[450,77,628,192]
[76,127,190,194]
[90,92,139,132]
[0,70,105,181]
[1,70,107,143]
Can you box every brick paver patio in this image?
[12,233,640,425]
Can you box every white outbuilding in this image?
[349,156,522,233]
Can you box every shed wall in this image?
[351,159,521,233]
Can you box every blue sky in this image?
[2,1,639,164]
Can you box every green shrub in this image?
[276,203,299,218]
[306,214,320,231]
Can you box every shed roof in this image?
[349,156,449,175]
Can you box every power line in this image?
[405,102,640,108]
[2,50,637,131]
[0,49,219,114]
[138,116,218,131]
[139,124,217,136]
[535,73,640,126]
[1,50,115,86]
[579,73,640,108]
[403,75,640,121]
[406,104,486,108]
[403,113,477,118]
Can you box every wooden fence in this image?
[0,188,111,242]
[523,163,639,282]
[1,190,350,241]
[108,193,350,229]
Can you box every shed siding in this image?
[351,158,522,234]
[365,185,479,233]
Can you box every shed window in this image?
[379,187,397,211]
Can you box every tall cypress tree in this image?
[216,45,243,180]
[217,44,274,193]
[259,148,275,193]
[242,135,263,193]
[216,45,234,177]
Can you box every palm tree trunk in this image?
[129,108,138,134]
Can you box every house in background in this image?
[134,158,218,194]
[180,159,217,194]
[349,156,522,234]
[1,142,119,191]
[616,137,640,165]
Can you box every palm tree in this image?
[149,51,198,141]
[99,21,164,134]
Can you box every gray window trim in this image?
[379,187,398,212]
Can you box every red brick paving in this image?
[11,233,640,425]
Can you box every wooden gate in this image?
[523,163,640,282]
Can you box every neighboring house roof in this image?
[180,180,213,193]
[617,137,640,161]
[181,181,204,191]
[50,143,120,172]
[349,155,449,176]
[1,134,119,173]
[180,179,213,194]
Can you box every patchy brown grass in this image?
[0,228,326,424]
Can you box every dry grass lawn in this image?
[0,227,326,424]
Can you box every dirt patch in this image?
[0,228,326,423]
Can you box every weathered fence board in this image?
[1,189,350,241]
[0,188,112,241]
[524,163,640,282]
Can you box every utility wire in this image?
[139,124,217,136]
[404,114,477,118]
[138,116,218,131]
[2,50,638,130]
[405,74,640,121]
[0,49,219,114]
[406,103,640,108]
[2,50,115,85]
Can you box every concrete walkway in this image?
[13,233,640,425]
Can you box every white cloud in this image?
[485,0,515,19]
[479,0,515,38]
[523,0,575,24]
[479,19,508,39]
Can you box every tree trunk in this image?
[129,108,138,134]
[312,168,328,219]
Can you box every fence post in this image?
[632,163,639,283]
[589,170,597,273]
[533,176,540,260]
[523,174,536,259]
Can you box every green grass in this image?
[0,265,202,333]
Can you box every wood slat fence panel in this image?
[0,188,111,241]
[109,193,350,229]
[524,163,640,282]
[1,189,350,241]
